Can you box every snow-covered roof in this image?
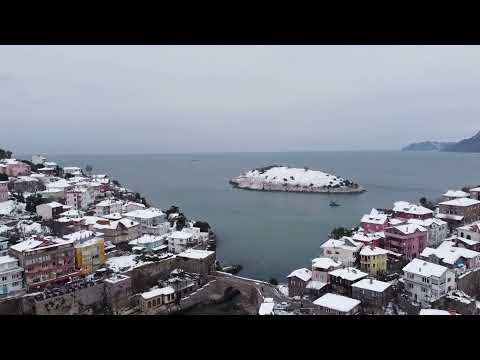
[311,257,342,270]
[402,258,447,277]
[168,231,194,240]
[393,201,433,215]
[102,213,123,220]
[129,234,166,246]
[419,309,452,315]
[352,231,383,243]
[392,223,427,235]
[328,267,368,281]
[359,246,389,256]
[59,209,83,217]
[177,248,215,260]
[96,199,123,207]
[420,241,479,264]
[287,268,312,282]
[457,220,480,232]
[352,278,391,292]
[0,255,18,266]
[436,213,464,221]
[41,201,63,208]
[361,209,388,225]
[388,218,405,226]
[454,236,480,247]
[321,237,362,251]
[444,190,470,198]
[407,217,447,227]
[313,293,360,312]
[439,197,480,207]
[10,237,74,253]
[94,218,139,230]
[63,230,97,242]
[141,286,175,300]
[306,280,328,290]
[106,254,149,272]
[123,208,165,219]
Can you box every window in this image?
[148,301,152,308]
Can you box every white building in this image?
[0,237,8,257]
[122,201,146,213]
[63,167,82,176]
[313,293,361,315]
[407,217,449,247]
[307,257,342,293]
[456,220,480,242]
[32,155,47,166]
[95,199,123,216]
[182,226,209,244]
[0,181,9,203]
[66,187,95,210]
[0,255,25,298]
[258,298,275,315]
[402,258,456,307]
[123,208,169,236]
[36,201,64,220]
[167,230,196,254]
[443,190,470,201]
[320,237,363,266]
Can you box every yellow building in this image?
[359,246,388,276]
[74,237,106,275]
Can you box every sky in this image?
[1,45,480,155]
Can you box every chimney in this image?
[370,278,373,284]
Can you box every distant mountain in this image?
[402,141,454,151]
[442,131,480,152]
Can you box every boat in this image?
[329,200,340,207]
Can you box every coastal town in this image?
[0,149,282,315]
[2,148,480,315]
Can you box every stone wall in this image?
[0,296,23,315]
[456,268,480,298]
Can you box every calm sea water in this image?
[47,151,480,281]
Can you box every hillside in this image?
[442,131,480,152]
[402,141,453,151]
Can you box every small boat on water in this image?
[329,200,340,207]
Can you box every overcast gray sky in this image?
[1,45,480,155]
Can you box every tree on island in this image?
[330,226,354,239]
[419,197,436,211]
[134,192,149,207]
[112,179,121,187]
[20,159,38,172]
[165,205,180,216]
[0,173,8,181]
[174,213,187,231]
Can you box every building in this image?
[0,236,8,256]
[402,258,456,307]
[93,218,141,244]
[360,208,389,233]
[167,230,197,254]
[313,293,361,315]
[63,230,106,275]
[122,201,146,213]
[95,199,123,216]
[384,223,428,260]
[456,220,480,242]
[123,208,168,236]
[36,201,64,220]
[0,181,8,203]
[0,159,31,177]
[359,246,388,276]
[63,167,82,176]
[306,257,341,296]
[0,255,24,297]
[9,237,80,291]
[128,234,167,251]
[419,309,454,315]
[437,197,480,229]
[320,237,363,266]
[140,286,176,314]
[469,187,480,200]
[8,176,45,193]
[443,190,470,201]
[393,201,433,220]
[351,278,392,311]
[32,155,47,166]
[66,187,95,210]
[419,241,480,274]
[258,298,275,315]
[351,230,384,248]
[450,235,480,252]
[287,268,312,297]
[176,249,216,275]
[407,218,448,247]
[328,267,368,296]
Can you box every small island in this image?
[229,165,365,194]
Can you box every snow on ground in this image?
[0,200,19,216]
[106,254,153,273]
[277,284,289,298]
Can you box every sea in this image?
[46,151,480,282]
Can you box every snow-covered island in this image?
[229,165,365,194]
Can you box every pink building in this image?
[393,201,433,220]
[384,223,428,260]
[0,181,8,202]
[0,159,31,177]
[360,209,389,233]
